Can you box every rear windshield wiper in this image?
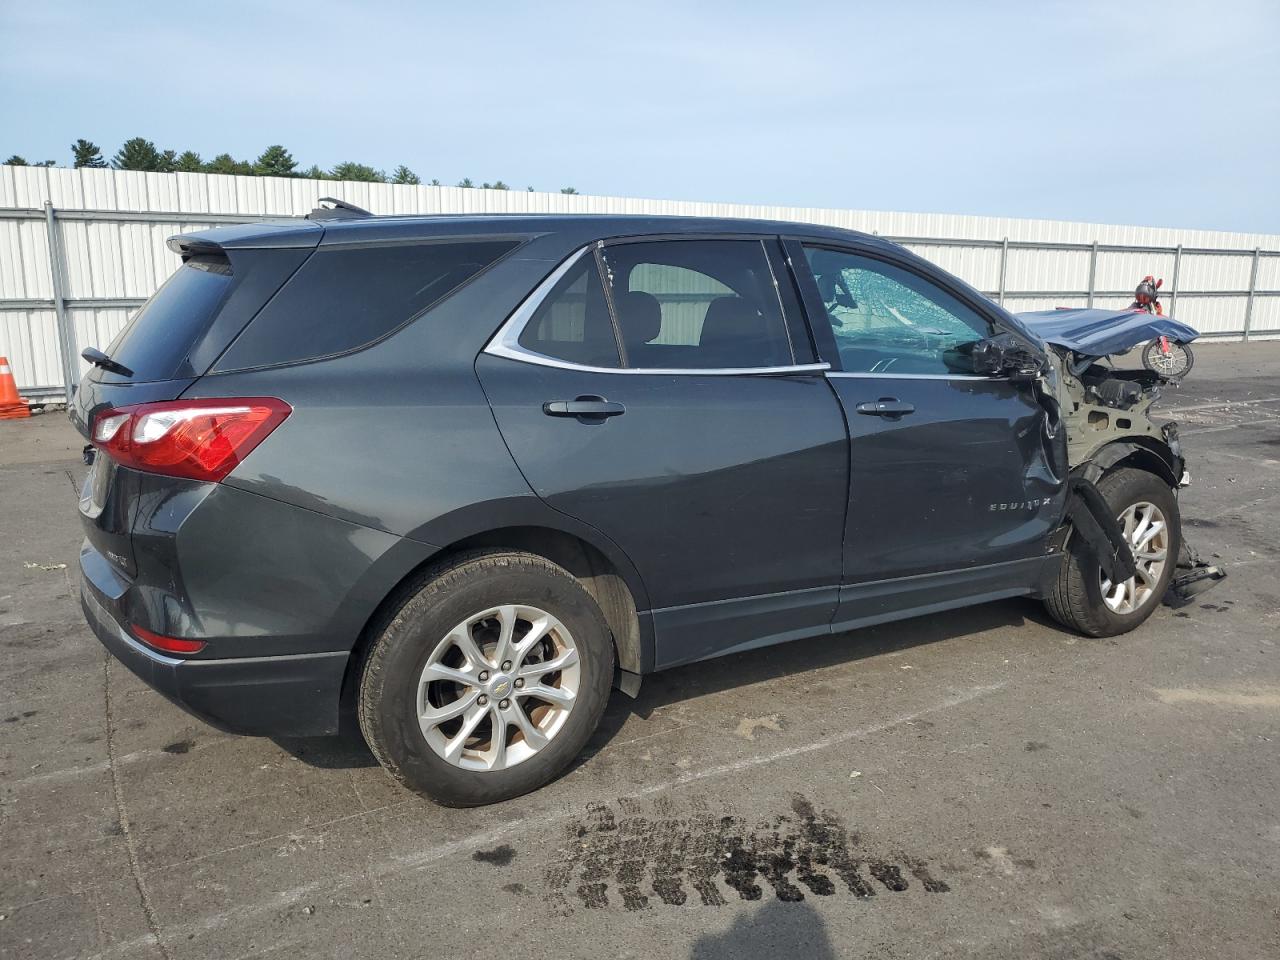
[81,347,133,378]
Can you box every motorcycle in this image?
[1132,276,1194,378]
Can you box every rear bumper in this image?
[81,573,349,737]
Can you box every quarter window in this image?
[802,247,992,375]
[216,239,520,370]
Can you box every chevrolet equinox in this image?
[73,203,1206,805]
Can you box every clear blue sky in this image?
[2,0,1277,232]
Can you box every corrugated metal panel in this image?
[2,165,1278,393]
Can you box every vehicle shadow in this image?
[688,898,837,960]
[578,595,1043,764]
[276,596,1044,772]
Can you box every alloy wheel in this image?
[415,604,580,771]
[1099,501,1169,615]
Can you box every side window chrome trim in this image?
[826,371,993,381]
[483,244,831,377]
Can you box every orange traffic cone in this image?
[0,356,32,420]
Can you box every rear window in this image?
[214,239,519,371]
[104,256,233,381]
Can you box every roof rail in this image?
[306,197,375,221]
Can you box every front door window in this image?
[802,247,991,375]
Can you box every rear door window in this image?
[600,240,795,369]
[214,239,519,371]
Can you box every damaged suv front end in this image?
[1015,307,1224,607]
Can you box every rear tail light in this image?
[90,397,291,482]
[131,625,206,655]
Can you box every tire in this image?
[1044,467,1181,638]
[1141,339,1194,378]
[358,550,614,806]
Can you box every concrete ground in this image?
[2,343,1278,960]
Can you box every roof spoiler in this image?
[307,197,375,221]
[166,235,227,261]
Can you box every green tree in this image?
[205,153,253,175]
[481,180,509,190]
[254,144,297,177]
[156,150,178,173]
[330,161,385,182]
[298,164,328,180]
[3,155,27,165]
[456,177,474,188]
[33,160,56,167]
[391,165,421,185]
[113,137,166,171]
[560,186,579,195]
[174,151,204,172]
[72,139,105,167]
[429,178,441,186]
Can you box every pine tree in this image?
[112,138,165,170]
[560,186,579,195]
[391,165,421,185]
[206,153,253,176]
[330,161,385,182]
[174,151,204,172]
[254,144,297,178]
[72,139,106,168]
[3,156,27,165]
[457,177,474,188]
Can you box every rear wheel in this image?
[1044,467,1181,637]
[358,551,614,806]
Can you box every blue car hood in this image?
[1015,308,1199,357]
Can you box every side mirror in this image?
[970,333,1046,380]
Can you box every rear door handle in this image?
[542,396,626,419]
[855,398,915,418]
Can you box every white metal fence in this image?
[3,165,1278,401]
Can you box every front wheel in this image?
[1044,467,1181,637]
[1142,338,1194,378]
[358,551,614,806]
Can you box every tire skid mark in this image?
[544,793,949,912]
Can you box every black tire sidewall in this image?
[362,555,613,806]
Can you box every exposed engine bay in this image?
[1012,308,1226,603]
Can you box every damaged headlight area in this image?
[1019,313,1227,608]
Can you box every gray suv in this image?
[73,205,1203,805]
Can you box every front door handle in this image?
[855,398,915,418]
[543,396,626,420]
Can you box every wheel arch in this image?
[1080,437,1181,488]
[341,520,652,716]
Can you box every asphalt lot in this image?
[2,343,1278,960]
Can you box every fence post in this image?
[1243,247,1260,343]
[997,237,1009,306]
[1086,240,1098,308]
[43,202,79,405]
[1168,244,1182,316]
